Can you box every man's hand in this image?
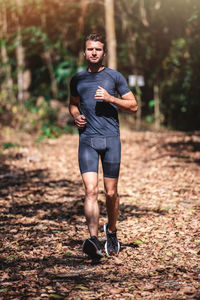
[74,114,87,128]
[94,86,113,102]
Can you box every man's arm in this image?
[69,96,87,128]
[94,86,138,113]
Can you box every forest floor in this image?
[0,127,200,300]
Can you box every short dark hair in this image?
[84,33,106,51]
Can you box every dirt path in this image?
[0,129,200,299]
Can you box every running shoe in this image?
[82,236,104,259]
[104,222,120,255]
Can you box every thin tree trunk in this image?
[16,24,25,102]
[42,51,58,99]
[153,84,161,130]
[126,31,141,130]
[135,77,142,130]
[119,0,140,129]
[41,12,58,99]
[77,0,88,64]
[14,0,26,103]
[139,0,149,27]
[0,1,16,102]
[139,0,161,130]
[135,0,150,129]
[104,0,117,69]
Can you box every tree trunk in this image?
[41,12,58,99]
[126,32,141,130]
[0,1,16,102]
[77,0,89,64]
[104,0,117,69]
[16,25,25,102]
[135,77,142,130]
[118,0,142,129]
[139,0,149,27]
[42,51,58,99]
[14,0,26,102]
[153,84,161,130]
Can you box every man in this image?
[69,33,138,259]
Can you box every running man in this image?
[69,33,138,259]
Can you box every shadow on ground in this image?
[162,139,200,165]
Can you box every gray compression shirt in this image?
[70,67,130,137]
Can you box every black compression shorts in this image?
[78,135,121,178]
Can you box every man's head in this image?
[84,33,106,52]
[84,33,106,66]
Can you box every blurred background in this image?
[0,0,200,141]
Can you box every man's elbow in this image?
[68,104,71,114]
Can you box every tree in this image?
[0,0,16,103]
[104,0,117,69]
[40,8,58,99]
[14,0,27,102]
[77,0,89,64]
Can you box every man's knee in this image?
[105,189,118,200]
[85,184,98,198]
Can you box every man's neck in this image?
[87,64,105,73]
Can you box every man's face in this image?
[84,40,105,65]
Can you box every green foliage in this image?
[36,121,63,142]
[145,115,154,124]
[36,121,76,143]
[2,142,17,150]
[55,61,73,83]
[148,100,156,108]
